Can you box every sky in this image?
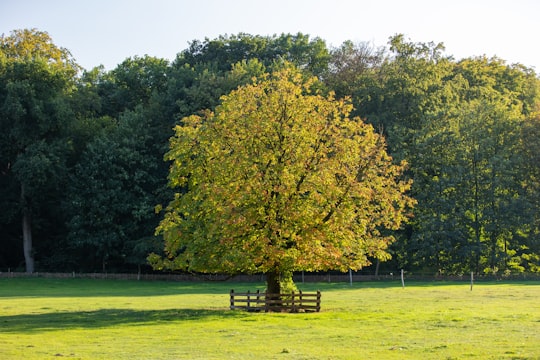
[1,0,539,72]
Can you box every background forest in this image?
[1,29,539,276]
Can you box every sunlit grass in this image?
[0,278,538,359]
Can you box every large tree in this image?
[0,29,78,272]
[178,33,329,76]
[65,108,162,272]
[406,57,539,274]
[151,66,414,293]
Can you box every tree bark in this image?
[21,184,34,273]
[265,270,282,310]
[266,270,281,294]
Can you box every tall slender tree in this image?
[0,29,78,272]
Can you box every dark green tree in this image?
[65,108,162,271]
[520,113,540,272]
[328,35,540,275]
[0,29,78,272]
[98,56,169,117]
[179,33,330,77]
[406,57,539,274]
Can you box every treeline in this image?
[1,29,539,275]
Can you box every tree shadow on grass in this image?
[0,308,246,333]
[0,278,261,298]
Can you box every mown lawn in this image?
[0,278,538,359]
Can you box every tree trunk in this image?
[266,270,281,295]
[21,184,34,273]
[266,270,281,310]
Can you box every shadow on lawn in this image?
[0,278,266,298]
[0,308,244,333]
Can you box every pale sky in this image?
[1,0,539,72]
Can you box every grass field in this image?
[0,278,538,359]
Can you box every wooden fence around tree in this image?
[230,289,321,313]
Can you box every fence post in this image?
[247,290,251,309]
[230,289,234,310]
[255,289,260,306]
[316,290,321,312]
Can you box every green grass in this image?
[0,278,539,359]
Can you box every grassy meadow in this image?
[0,277,538,359]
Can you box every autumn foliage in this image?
[150,66,415,291]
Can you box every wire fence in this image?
[1,270,538,282]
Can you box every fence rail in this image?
[230,289,321,313]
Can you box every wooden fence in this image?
[230,289,321,313]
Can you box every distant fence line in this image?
[0,271,538,282]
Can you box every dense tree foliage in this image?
[150,66,414,292]
[178,33,329,76]
[1,29,538,278]
[328,36,540,275]
[65,109,162,271]
[0,29,78,272]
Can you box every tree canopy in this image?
[1,29,539,278]
[0,29,77,273]
[150,66,414,292]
